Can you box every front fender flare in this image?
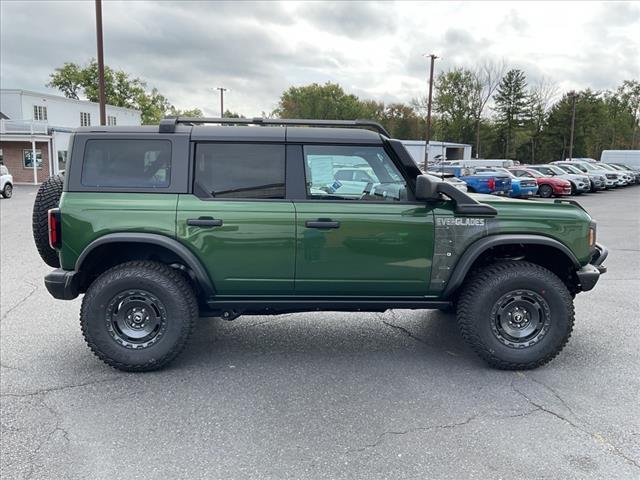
[441,234,581,299]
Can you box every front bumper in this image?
[576,243,608,292]
[44,269,80,300]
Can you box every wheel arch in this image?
[75,233,215,297]
[442,234,581,299]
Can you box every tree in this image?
[494,69,530,158]
[169,107,204,117]
[274,82,364,120]
[47,60,200,125]
[432,68,478,144]
[471,59,506,157]
[526,77,558,163]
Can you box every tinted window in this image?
[303,145,408,202]
[195,143,285,199]
[82,139,171,188]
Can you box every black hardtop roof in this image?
[76,121,385,145]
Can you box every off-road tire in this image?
[2,183,12,198]
[81,261,198,372]
[32,174,64,267]
[456,261,574,370]
[538,184,553,198]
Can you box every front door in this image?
[177,142,295,295]
[294,145,434,296]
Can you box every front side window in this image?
[303,145,408,202]
[194,143,285,199]
[81,139,171,188]
[80,112,91,126]
[23,149,43,169]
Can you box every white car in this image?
[0,165,13,199]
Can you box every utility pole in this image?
[95,0,106,126]
[568,91,577,161]
[216,87,228,117]
[424,54,438,171]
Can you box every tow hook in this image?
[220,310,241,321]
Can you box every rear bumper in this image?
[576,243,608,292]
[44,269,80,300]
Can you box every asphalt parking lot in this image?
[1,185,639,480]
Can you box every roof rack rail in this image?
[158,116,391,137]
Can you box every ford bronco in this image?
[33,118,607,372]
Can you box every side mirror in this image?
[415,174,440,200]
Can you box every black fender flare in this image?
[75,233,215,297]
[441,234,581,299]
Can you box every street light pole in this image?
[424,53,438,171]
[216,87,228,117]
[568,91,577,161]
[95,0,106,126]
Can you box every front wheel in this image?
[81,261,198,372]
[456,261,574,370]
[538,184,553,198]
[1,183,12,198]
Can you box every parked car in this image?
[598,163,633,185]
[509,167,572,198]
[0,165,13,199]
[609,163,640,184]
[437,165,511,195]
[426,171,468,192]
[600,150,640,169]
[525,164,590,195]
[553,160,620,189]
[32,117,608,372]
[475,167,538,198]
[445,159,516,168]
[552,163,606,192]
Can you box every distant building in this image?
[0,89,141,183]
[400,140,472,168]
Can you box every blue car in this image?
[436,166,511,195]
[477,167,538,198]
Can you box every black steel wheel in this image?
[457,261,574,370]
[81,261,198,372]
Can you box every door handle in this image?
[305,220,340,229]
[187,217,223,227]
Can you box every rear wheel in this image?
[32,175,64,267]
[81,261,198,372]
[456,261,574,370]
[538,184,553,198]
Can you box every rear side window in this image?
[81,139,171,188]
[194,143,285,199]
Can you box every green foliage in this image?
[169,107,204,117]
[433,68,479,145]
[493,69,531,158]
[48,60,200,125]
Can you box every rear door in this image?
[293,144,434,296]
[177,143,295,295]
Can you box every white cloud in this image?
[1,1,638,117]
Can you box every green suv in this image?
[33,118,607,372]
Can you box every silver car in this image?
[553,162,606,192]
[526,164,590,194]
[554,160,621,189]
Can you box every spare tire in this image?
[32,174,64,267]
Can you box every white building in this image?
[0,89,141,183]
[400,140,472,169]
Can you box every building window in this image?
[33,105,48,121]
[107,116,117,126]
[23,149,43,169]
[80,112,91,126]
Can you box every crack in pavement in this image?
[379,311,431,346]
[1,377,122,399]
[1,280,39,321]
[346,415,478,453]
[511,377,640,470]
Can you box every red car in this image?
[509,168,572,198]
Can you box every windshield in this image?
[558,164,581,174]
[524,169,544,178]
[598,164,617,171]
[547,165,568,175]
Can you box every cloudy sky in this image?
[1,1,638,116]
